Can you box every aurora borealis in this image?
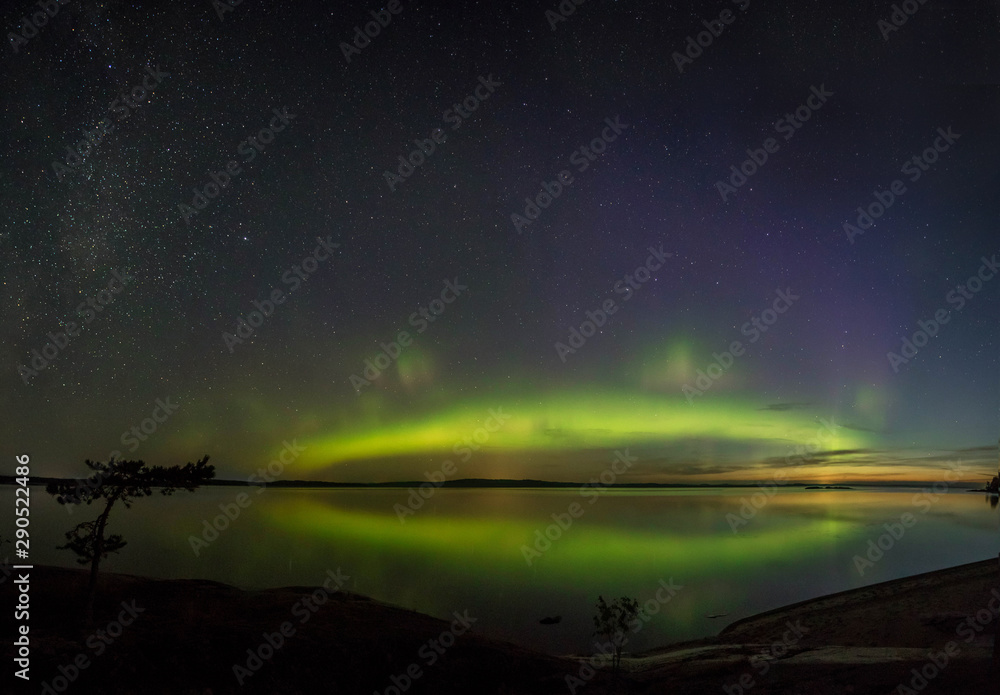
[3,0,998,486]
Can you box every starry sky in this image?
[3,0,998,485]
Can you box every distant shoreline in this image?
[0,475,988,490]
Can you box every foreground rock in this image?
[2,559,996,694]
[618,558,998,694]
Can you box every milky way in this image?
[3,0,998,484]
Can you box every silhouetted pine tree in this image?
[47,455,213,621]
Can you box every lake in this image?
[9,485,998,655]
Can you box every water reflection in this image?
[10,486,998,654]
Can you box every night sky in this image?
[3,0,998,485]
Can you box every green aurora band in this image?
[297,391,870,473]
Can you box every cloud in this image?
[839,422,886,433]
[817,448,879,457]
[756,402,813,412]
[768,445,999,474]
[627,458,750,477]
[761,447,885,468]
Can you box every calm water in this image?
[8,486,998,654]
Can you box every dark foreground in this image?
[2,559,996,694]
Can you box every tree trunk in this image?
[84,494,117,623]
